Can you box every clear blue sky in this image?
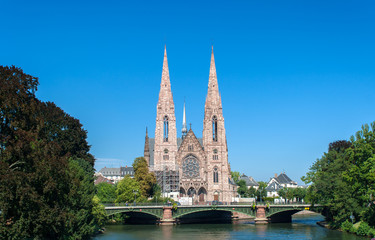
[1,0,375,183]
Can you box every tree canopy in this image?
[303,123,375,229]
[0,66,98,239]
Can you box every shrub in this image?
[341,220,353,232]
[356,222,371,236]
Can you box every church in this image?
[144,47,237,203]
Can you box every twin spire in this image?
[157,46,221,136]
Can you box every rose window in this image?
[182,155,200,178]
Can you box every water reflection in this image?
[95,214,366,240]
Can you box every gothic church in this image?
[144,47,236,203]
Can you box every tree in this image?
[92,195,107,229]
[256,181,267,201]
[0,66,97,239]
[247,187,257,198]
[133,157,156,198]
[231,171,240,184]
[302,127,375,229]
[116,175,142,203]
[237,180,248,197]
[96,182,116,203]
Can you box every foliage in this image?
[92,195,107,229]
[302,123,375,230]
[341,220,354,232]
[115,175,143,203]
[133,157,156,198]
[247,187,257,198]
[255,181,267,201]
[231,171,240,184]
[356,222,371,236]
[96,182,116,203]
[0,66,96,239]
[278,187,307,202]
[237,180,248,197]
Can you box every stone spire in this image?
[144,127,150,166]
[205,46,222,109]
[154,46,178,171]
[182,101,187,138]
[158,46,174,107]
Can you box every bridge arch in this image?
[106,208,163,219]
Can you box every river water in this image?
[94,214,366,240]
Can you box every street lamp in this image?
[133,190,138,206]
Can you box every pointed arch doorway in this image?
[198,187,207,203]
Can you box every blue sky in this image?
[1,0,375,183]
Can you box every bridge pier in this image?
[254,206,269,224]
[160,206,176,225]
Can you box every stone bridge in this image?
[105,204,324,225]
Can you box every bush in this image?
[356,222,371,236]
[341,220,354,232]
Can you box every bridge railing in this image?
[103,201,310,207]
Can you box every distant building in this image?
[266,173,297,197]
[239,174,259,190]
[94,172,114,185]
[99,166,134,183]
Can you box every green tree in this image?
[0,66,97,239]
[247,187,257,198]
[116,175,142,203]
[92,195,107,229]
[231,171,240,184]
[237,180,248,197]
[133,157,156,198]
[256,181,267,201]
[96,182,116,203]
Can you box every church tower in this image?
[153,47,178,171]
[203,47,232,202]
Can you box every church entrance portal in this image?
[214,192,219,201]
[198,187,207,203]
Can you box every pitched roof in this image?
[239,174,259,186]
[276,173,293,184]
[266,181,280,191]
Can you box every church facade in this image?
[144,47,236,203]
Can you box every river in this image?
[94,214,366,240]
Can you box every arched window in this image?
[213,167,219,183]
[212,116,218,142]
[163,115,169,142]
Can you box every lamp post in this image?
[133,190,138,206]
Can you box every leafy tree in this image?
[231,171,240,184]
[303,124,375,229]
[255,181,267,201]
[247,187,257,198]
[116,175,143,203]
[133,157,156,198]
[96,182,116,203]
[92,195,107,229]
[237,180,247,197]
[0,66,97,239]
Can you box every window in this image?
[163,155,169,160]
[212,116,218,142]
[213,155,218,160]
[163,115,169,142]
[188,145,193,151]
[182,155,200,178]
[213,167,219,183]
